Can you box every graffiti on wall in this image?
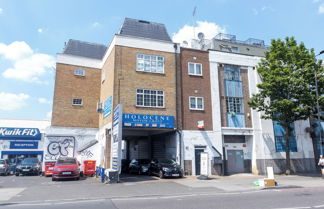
[44,136,75,161]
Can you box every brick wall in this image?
[51,63,101,128]
[180,48,213,130]
[111,46,177,119]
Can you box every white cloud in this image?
[0,41,33,60]
[313,0,320,3]
[92,22,101,28]
[38,97,51,104]
[319,3,324,13]
[172,21,226,44]
[0,92,29,111]
[46,111,52,119]
[0,41,54,83]
[0,8,3,14]
[37,28,43,33]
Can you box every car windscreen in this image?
[160,159,176,165]
[0,160,5,164]
[22,158,38,164]
[56,159,77,165]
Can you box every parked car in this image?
[15,158,42,176]
[128,159,151,175]
[0,159,10,176]
[149,159,183,178]
[52,157,80,181]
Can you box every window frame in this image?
[226,97,243,113]
[189,96,204,110]
[136,53,165,74]
[74,68,86,77]
[72,98,83,106]
[188,62,203,76]
[136,88,165,108]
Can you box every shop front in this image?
[121,113,179,173]
[0,127,45,171]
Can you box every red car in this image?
[52,157,80,181]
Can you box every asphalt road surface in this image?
[1,175,324,209]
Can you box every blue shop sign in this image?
[123,114,174,129]
[10,141,38,149]
[103,96,112,118]
[0,127,41,140]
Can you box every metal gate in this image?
[195,148,205,175]
[227,150,244,174]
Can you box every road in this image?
[1,174,324,209]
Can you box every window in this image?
[224,64,240,81]
[136,54,164,73]
[136,89,164,108]
[231,47,239,53]
[188,62,202,76]
[74,69,85,76]
[226,97,243,113]
[72,98,83,106]
[189,96,204,110]
[273,121,297,152]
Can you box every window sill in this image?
[189,108,205,111]
[136,70,166,75]
[135,105,166,109]
[188,74,203,77]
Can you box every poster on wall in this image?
[111,104,123,173]
[43,136,75,162]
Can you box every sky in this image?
[0,0,323,121]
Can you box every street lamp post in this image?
[315,50,324,157]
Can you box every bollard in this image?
[101,167,105,183]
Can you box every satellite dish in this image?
[198,32,205,40]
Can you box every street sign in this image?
[111,104,123,173]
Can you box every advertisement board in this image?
[43,136,75,161]
[103,96,113,118]
[111,104,123,173]
[10,141,38,149]
[0,127,41,140]
[122,114,174,128]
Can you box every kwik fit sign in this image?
[0,127,41,140]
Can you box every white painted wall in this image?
[182,130,222,175]
[45,126,100,165]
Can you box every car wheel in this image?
[76,177,80,180]
[15,173,19,176]
[159,170,164,179]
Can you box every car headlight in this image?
[162,167,170,172]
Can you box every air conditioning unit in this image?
[96,102,103,113]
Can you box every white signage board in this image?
[200,152,208,176]
[111,104,123,173]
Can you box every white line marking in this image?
[314,205,324,208]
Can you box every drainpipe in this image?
[174,43,183,168]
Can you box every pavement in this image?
[1,173,324,206]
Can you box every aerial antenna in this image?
[192,6,197,39]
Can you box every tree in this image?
[248,37,323,174]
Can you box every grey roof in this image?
[119,18,172,42]
[63,39,107,60]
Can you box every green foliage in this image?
[248,37,323,124]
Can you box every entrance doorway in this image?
[227,150,244,174]
[194,147,205,175]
